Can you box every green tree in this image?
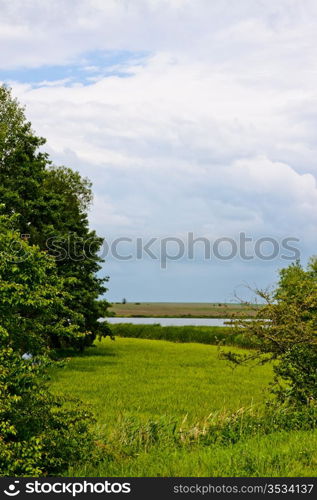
[0,85,110,349]
[0,212,87,354]
[0,85,47,237]
[40,166,111,349]
[226,260,317,405]
[0,213,99,476]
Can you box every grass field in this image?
[110,302,261,318]
[49,336,317,476]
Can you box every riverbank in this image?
[109,323,256,348]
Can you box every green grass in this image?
[51,338,272,425]
[72,430,317,477]
[50,337,316,476]
[110,323,256,348]
[110,302,262,318]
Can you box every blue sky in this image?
[0,50,149,85]
[1,0,317,302]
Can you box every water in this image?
[105,317,228,327]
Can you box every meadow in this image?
[50,335,317,477]
[110,302,261,318]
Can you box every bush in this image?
[224,260,317,406]
[0,327,98,476]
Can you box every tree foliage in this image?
[41,166,111,348]
[0,327,96,476]
[0,85,110,475]
[0,86,47,237]
[0,212,98,477]
[0,212,88,354]
[0,84,110,350]
[226,260,317,405]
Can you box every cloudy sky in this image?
[1,0,317,302]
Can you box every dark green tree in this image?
[40,166,111,348]
[0,85,110,350]
[0,85,47,237]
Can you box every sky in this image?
[1,0,317,302]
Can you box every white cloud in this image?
[0,0,317,69]
[9,49,317,239]
[2,0,317,298]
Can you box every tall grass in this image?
[71,429,317,477]
[110,323,256,348]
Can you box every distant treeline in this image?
[111,301,262,319]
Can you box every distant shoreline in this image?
[110,301,262,319]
